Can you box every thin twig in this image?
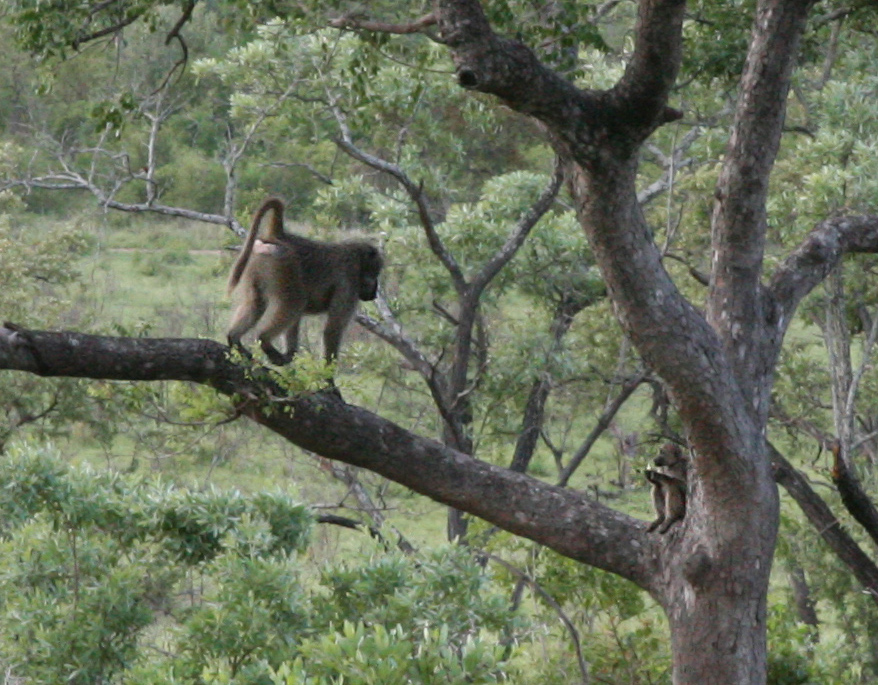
[484,552,590,685]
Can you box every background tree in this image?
[4,0,878,683]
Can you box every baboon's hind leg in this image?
[227,292,264,359]
[255,298,301,365]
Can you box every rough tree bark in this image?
[426,0,877,679]
[379,0,876,680]
[4,0,878,682]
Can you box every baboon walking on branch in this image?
[227,198,383,366]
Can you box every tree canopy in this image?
[4,0,878,682]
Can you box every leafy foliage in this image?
[0,447,523,683]
[0,196,104,450]
[5,0,878,681]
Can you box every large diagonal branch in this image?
[0,325,660,590]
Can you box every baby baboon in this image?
[645,442,688,534]
[227,197,383,366]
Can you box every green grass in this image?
[81,249,229,338]
[98,215,230,251]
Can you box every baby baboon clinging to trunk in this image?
[227,197,383,366]
[645,442,689,534]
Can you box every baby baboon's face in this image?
[654,443,682,467]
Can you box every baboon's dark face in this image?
[357,245,383,301]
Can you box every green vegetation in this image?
[2,0,878,682]
[0,447,519,684]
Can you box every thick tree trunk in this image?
[565,160,780,683]
[433,0,788,680]
[657,471,778,683]
[665,581,770,683]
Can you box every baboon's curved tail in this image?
[227,197,286,293]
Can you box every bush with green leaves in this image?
[0,446,523,684]
[0,444,310,683]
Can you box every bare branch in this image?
[355,292,457,426]
[558,369,648,487]
[4,174,243,232]
[471,157,563,296]
[72,12,141,50]
[829,442,878,551]
[3,74,303,236]
[815,12,845,89]
[221,84,298,231]
[262,161,334,186]
[638,105,733,206]
[329,11,439,36]
[140,91,181,205]
[316,513,414,554]
[165,0,195,46]
[318,458,416,553]
[356,294,436,382]
[330,105,466,290]
[769,214,878,338]
[356,294,460,435]
[485,552,591,684]
[70,0,199,59]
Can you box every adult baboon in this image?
[227,197,383,366]
[645,442,688,534]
